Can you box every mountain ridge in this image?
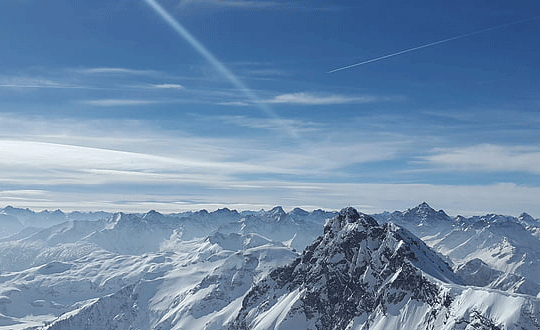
[1,204,540,329]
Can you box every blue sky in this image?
[0,0,539,216]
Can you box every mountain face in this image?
[230,208,540,330]
[0,214,23,238]
[455,258,540,296]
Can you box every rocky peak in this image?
[211,208,239,216]
[142,210,165,221]
[290,207,309,217]
[324,207,378,235]
[265,206,286,222]
[518,212,536,223]
[401,202,451,224]
[269,206,285,215]
[339,206,360,221]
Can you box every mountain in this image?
[34,235,298,330]
[1,204,540,329]
[217,207,336,251]
[0,206,336,329]
[371,201,453,236]
[455,258,540,296]
[373,202,540,296]
[0,213,23,238]
[230,208,540,330]
[0,206,112,228]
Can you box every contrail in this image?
[142,0,299,139]
[328,16,540,73]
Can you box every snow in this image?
[0,204,539,329]
[251,289,305,330]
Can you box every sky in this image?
[0,0,539,216]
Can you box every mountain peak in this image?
[338,206,360,221]
[142,210,164,221]
[518,212,535,222]
[290,207,309,217]
[269,206,285,215]
[419,201,431,208]
[413,201,436,213]
[324,207,378,235]
[401,202,451,223]
[265,206,286,222]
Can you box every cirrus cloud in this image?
[424,144,540,174]
[79,99,159,106]
[262,92,380,105]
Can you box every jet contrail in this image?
[142,0,299,139]
[328,16,540,73]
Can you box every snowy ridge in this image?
[1,204,540,329]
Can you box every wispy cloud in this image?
[75,67,158,75]
[423,144,540,174]
[262,92,380,105]
[0,114,405,188]
[3,180,540,217]
[214,115,323,133]
[175,0,341,11]
[176,0,280,10]
[218,101,251,106]
[0,75,80,89]
[1,116,539,215]
[150,83,184,89]
[80,99,159,106]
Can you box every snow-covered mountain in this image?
[0,206,333,329]
[373,202,540,296]
[0,206,111,230]
[0,213,23,239]
[230,208,540,330]
[1,204,539,329]
[217,206,336,251]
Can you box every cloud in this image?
[175,0,341,11]
[423,144,540,174]
[150,83,184,89]
[218,101,251,106]
[176,0,280,10]
[2,180,540,217]
[80,99,159,106]
[4,115,538,216]
[75,67,157,75]
[262,92,380,105]
[213,115,323,133]
[0,112,407,197]
[0,75,78,89]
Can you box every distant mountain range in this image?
[0,204,539,329]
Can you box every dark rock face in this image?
[229,207,459,330]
